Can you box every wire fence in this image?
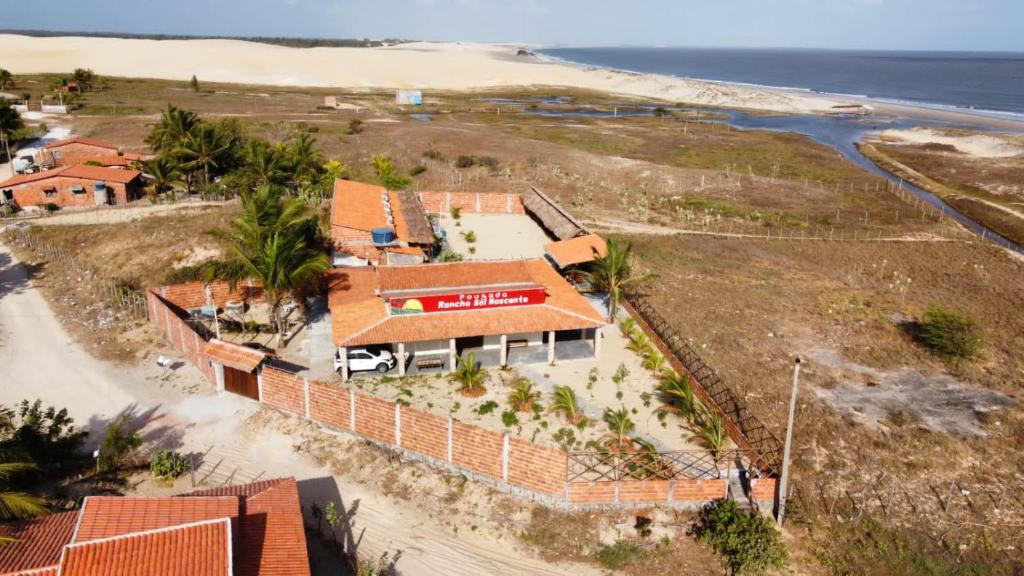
[567,449,729,482]
[6,227,148,320]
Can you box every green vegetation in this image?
[697,499,787,575]
[913,306,983,364]
[96,415,142,475]
[595,540,643,569]
[502,123,636,155]
[658,371,702,422]
[150,450,191,480]
[0,461,45,521]
[473,400,499,416]
[602,407,635,451]
[580,237,652,322]
[189,74,200,92]
[548,385,586,426]
[508,379,541,412]
[501,410,520,428]
[452,352,487,396]
[346,118,363,135]
[696,411,727,458]
[437,248,464,262]
[372,154,411,189]
[0,400,88,474]
[0,100,24,161]
[454,155,476,168]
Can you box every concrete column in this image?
[449,338,457,372]
[339,347,348,382]
[212,362,225,392]
[397,342,406,376]
[547,331,556,364]
[499,334,508,367]
[303,377,311,419]
[594,327,602,359]
[501,433,510,481]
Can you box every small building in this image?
[330,179,435,266]
[0,478,311,576]
[35,135,149,169]
[396,89,423,105]
[328,259,606,379]
[545,233,608,270]
[0,164,144,209]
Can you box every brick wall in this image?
[451,422,503,479]
[417,192,524,215]
[353,393,396,445]
[567,482,618,505]
[750,478,777,502]
[567,479,728,505]
[159,280,263,310]
[308,380,351,431]
[10,177,139,208]
[260,369,306,416]
[398,408,448,462]
[618,480,673,503]
[507,439,566,496]
[146,290,214,383]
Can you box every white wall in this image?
[409,339,450,356]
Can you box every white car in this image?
[335,348,397,374]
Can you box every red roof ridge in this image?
[65,516,231,549]
[44,136,120,150]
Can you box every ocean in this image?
[539,47,1024,117]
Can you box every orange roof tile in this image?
[329,259,605,347]
[74,496,239,543]
[0,511,78,575]
[59,518,231,576]
[0,165,141,189]
[201,340,266,373]
[44,136,120,151]
[545,234,608,268]
[331,180,390,232]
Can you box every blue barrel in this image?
[371,226,396,245]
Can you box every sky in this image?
[2,0,1022,52]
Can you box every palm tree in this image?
[0,101,24,163]
[618,317,638,339]
[548,385,586,426]
[508,379,540,412]
[147,105,199,152]
[288,132,323,182]
[626,331,653,356]
[641,350,667,374]
[0,461,46,521]
[142,156,182,197]
[695,411,727,459]
[579,237,653,323]
[452,352,486,396]
[657,371,702,423]
[0,68,13,90]
[245,140,288,188]
[602,407,635,451]
[177,124,229,190]
[219,186,329,345]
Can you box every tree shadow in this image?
[84,402,184,455]
[0,250,47,301]
[298,476,403,576]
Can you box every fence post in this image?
[501,433,510,482]
[394,404,402,448]
[447,417,454,464]
[303,377,311,420]
[349,389,356,432]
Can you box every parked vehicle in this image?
[335,347,396,373]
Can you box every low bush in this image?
[912,306,982,364]
[501,410,519,428]
[150,449,191,480]
[410,165,427,176]
[595,541,642,569]
[422,149,444,160]
[96,415,142,474]
[696,499,787,575]
[454,155,476,169]
[346,118,363,135]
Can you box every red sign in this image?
[389,287,547,314]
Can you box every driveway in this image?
[0,241,598,576]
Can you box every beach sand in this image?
[1,34,839,113]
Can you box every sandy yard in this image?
[0,241,601,576]
[439,212,551,260]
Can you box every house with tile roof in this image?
[35,136,149,170]
[0,165,144,210]
[0,478,310,576]
[545,233,608,270]
[330,179,435,267]
[329,258,606,379]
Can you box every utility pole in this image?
[776,357,801,526]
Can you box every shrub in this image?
[602,407,635,451]
[501,410,519,428]
[595,541,642,569]
[508,379,540,412]
[450,206,462,220]
[422,149,444,160]
[346,118,363,135]
[477,156,499,170]
[410,165,427,176]
[548,385,586,426]
[150,450,191,480]
[474,400,498,416]
[452,352,486,396]
[462,230,477,243]
[913,306,982,364]
[96,415,142,474]
[437,249,463,262]
[454,155,475,168]
[552,427,577,450]
[696,499,787,575]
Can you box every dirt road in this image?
[0,242,598,576]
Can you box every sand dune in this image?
[876,127,1024,158]
[0,34,839,113]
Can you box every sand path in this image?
[0,242,598,576]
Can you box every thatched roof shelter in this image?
[521,186,586,240]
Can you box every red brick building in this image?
[35,136,149,169]
[330,180,435,266]
[0,164,144,209]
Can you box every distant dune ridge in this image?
[0,33,839,113]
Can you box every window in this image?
[43,188,57,199]
[71,185,86,197]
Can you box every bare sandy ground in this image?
[874,127,1024,158]
[0,34,838,113]
[0,241,599,576]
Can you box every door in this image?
[224,367,259,400]
[456,336,485,354]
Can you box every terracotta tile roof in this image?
[330,181,433,254]
[44,136,120,151]
[331,180,389,232]
[74,496,239,543]
[59,518,231,576]
[0,165,142,189]
[179,478,310,576]
[329,259,605,347]
[201,339,267,373]
[0,511,78,575]
[545,234,608,268]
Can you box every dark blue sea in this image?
[538,47,1024,117]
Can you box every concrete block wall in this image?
[417,191,524,215]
